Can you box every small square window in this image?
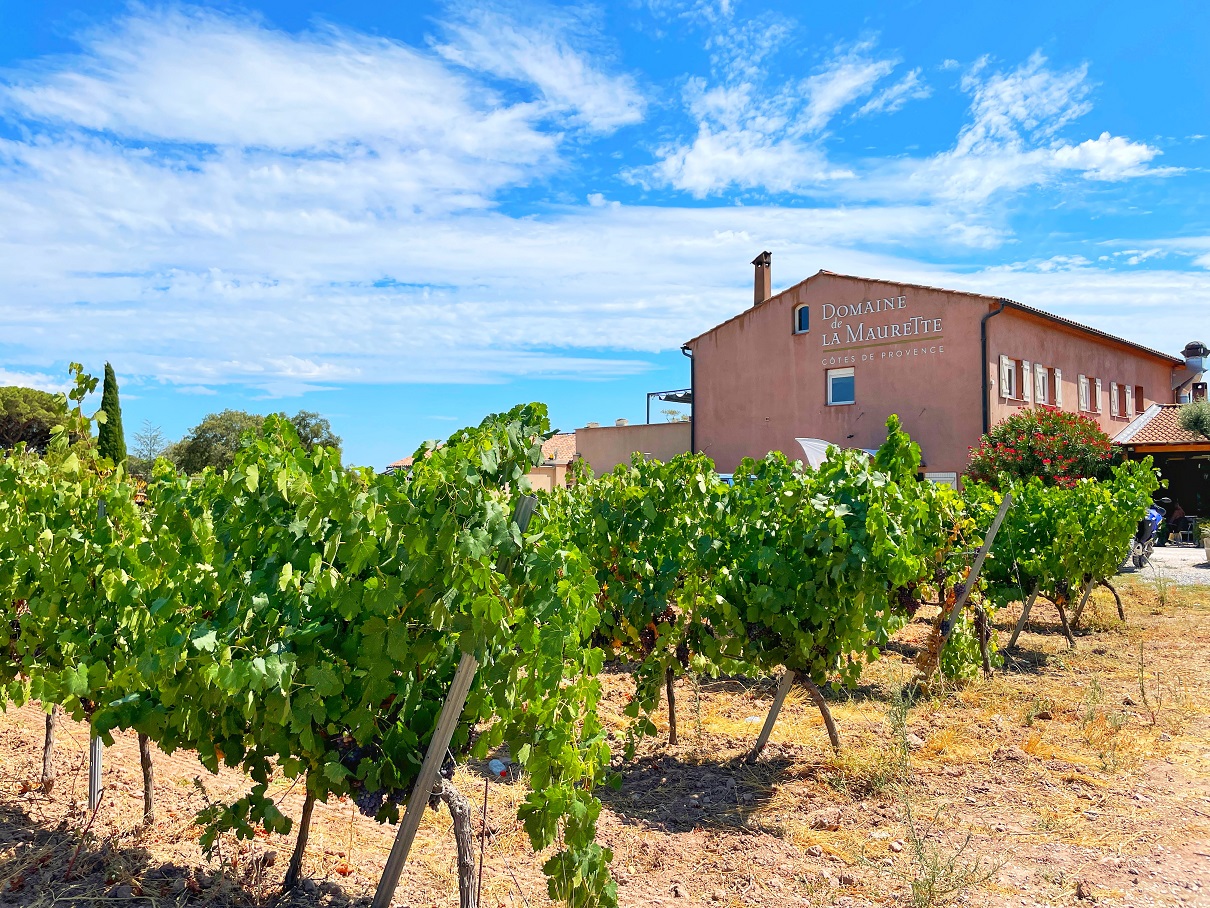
[795,305,810,334]
[827,367,855,405]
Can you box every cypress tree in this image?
[97,362,127,464]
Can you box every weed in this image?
[896,803,1004,908]
[1138,639,1160,726]
[868,686,1002,906]
[1147,565,1172,610]
[1079,677,1103,728]
[1021,696,1053,727]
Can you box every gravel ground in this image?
[1120,542,1210,587]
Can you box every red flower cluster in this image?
[967,406,1118,488]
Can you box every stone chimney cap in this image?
[615,418,628,426]
[751,251,771,267]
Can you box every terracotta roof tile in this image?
[541,432,577,463]
[1115,405,1208,446]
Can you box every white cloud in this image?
[857,68,930,117]
[0,8,1200,399]
[432,4,644,132]
[640,35,909,196]
[800,44,896,132]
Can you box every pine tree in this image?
[97,362,127,464]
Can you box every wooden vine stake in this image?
[1070,579,1095,628]
[916,491,1013,683]
[1006,585,1040,651]
[41,705,59,792]
[746,669,796,763]
[372,495,537,908]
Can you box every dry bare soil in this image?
[1,576,1209,908]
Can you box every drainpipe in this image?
[681,345,695,454]
[981,299,1009,435]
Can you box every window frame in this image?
[826,367,856,406]
[793,304,810,335]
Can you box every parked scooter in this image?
[1131,503,1166,569]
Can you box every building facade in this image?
[685,263,1186,481]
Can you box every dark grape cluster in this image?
[953,582,967,600]
[894,583,920,616]
[675,640,690,667]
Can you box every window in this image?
[1134,386,1144,413]
[998,355,1031,400]
[827,367,855,405]
[794,305,810,334]
[999,355,1016,399]
[1033,365,1063,407]
[1034,363,1049,404]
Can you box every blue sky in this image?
[2,1,1208,468]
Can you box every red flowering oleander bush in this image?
[966,406,1119,488]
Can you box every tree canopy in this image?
[0,386,69,454]
[169,409,341,474]
[1179,400,1210,440]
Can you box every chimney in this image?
[615,418,628,427]
[752,251,772,306]
[585,422,600,428]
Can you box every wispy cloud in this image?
[433,3,645,133]
[638,30,913,196]
[857,67,930,117]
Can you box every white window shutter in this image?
[1110,382,1119,416]
[1054,368,1063,408]
[1022,360,1032,402]
[999,355,1011,398]
[1078,375,1088,410]
[1034,363,1045,402]
[1126,384,1135,417]
[1095,378,1102,412]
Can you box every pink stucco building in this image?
[683,259,1188,482]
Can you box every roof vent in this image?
[615,418,628,427]
[1184,341,1208,373]
[585,422,600,428]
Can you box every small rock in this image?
[837,871,857,886]
[889,840,904,853]
[906,733,925,750]
[672,883,688,899]
[1160,732,1172,742]
[870,831,890,840]
[879,857,894,867]
[1034,710,1053,720]
[111,885,133,899]
[262,850,278,867]
[808,807,842,831]
[1122,695,1137,706]
[992,745,1029,763]
[1076,879,1094,900]
[171,879,188,895]
[806,845,823,857]
[993,823,1007,832]
[711,889,724,902]
[301,879,318,894]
